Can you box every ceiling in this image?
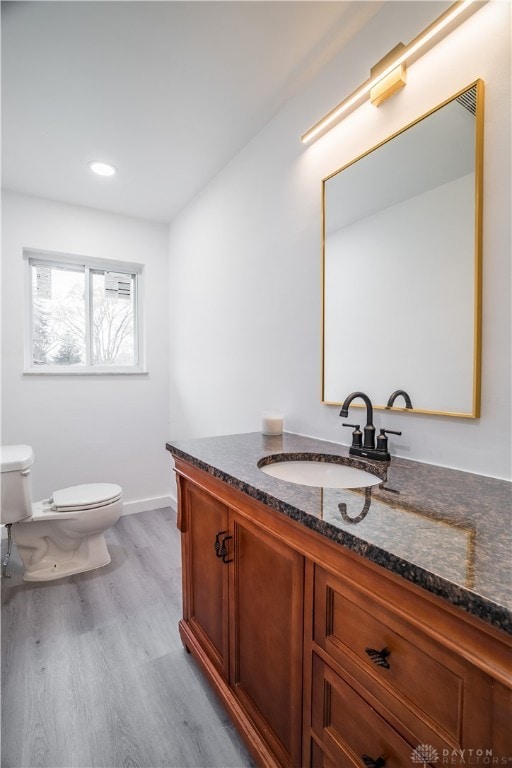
[1,1,382,224]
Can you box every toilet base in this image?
[22,550,111,582]
[13,526,115,582]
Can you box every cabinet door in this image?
[182,481,229,678]
[229,513,304,767]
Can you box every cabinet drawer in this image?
[312,654,434,768]
[314,566,492,746]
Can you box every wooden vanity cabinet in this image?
[174,458,512,768]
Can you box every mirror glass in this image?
[322,82,482,417]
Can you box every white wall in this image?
[168,0,511,480]
[1,191,172,509]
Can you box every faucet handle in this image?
[342,423,363,448]
[376,428,402,452]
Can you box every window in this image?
[25,250,145,373]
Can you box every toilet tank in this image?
[0,445,34,524]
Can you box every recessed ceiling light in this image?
[88,161,117,177]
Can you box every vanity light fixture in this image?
[88,160,117,177]
[301,0,485,144]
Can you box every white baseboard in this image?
[121,495,175,515]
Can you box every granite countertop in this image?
[166,432,512,635]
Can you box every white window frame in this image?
[24,248,146,375]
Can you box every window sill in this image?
[23,368,149,376]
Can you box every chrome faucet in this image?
[386,389,413,409]
[340,390,401,462]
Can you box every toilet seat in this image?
[50,483,122,512]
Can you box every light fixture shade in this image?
[301,0,484,144]
[88,161,117,177]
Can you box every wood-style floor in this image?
[1,508,256,768]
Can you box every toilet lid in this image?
[51,483,122,512]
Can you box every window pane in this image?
[91,271,135,366]
[31,264,86,366]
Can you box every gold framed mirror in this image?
[322,80,483,417]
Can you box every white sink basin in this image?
[259,459,381,489]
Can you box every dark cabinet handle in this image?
[365,647,391,669]
[214,530,227,558]
[362,756,385,768]
[220,535,233,564]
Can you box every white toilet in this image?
[1,445,122,581]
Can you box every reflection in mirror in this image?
[322,81,483,417]
[321,488,476,588]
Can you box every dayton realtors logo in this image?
[411,745,512,765]
[411,745,440,767]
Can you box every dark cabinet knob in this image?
[362,756,385,768]
[365,647,391,669]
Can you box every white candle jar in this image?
[262,412,284,436]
